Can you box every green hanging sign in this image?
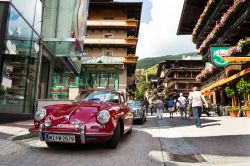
[210,46,230,67]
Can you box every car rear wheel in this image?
[107,121,120,149]
[140,118,144,124]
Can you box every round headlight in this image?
[97,110,110,125]
[74,119,81,129]
[34,108,46,121]
[44,119,51,127]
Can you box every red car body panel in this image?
[31,90,133,144]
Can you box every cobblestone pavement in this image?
[1,114,250,166]
[0,117,166,166]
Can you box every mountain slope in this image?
[136,52,197,69]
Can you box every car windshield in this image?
[74,90,91,102]
[84,91,119,103]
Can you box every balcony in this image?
[87,19,138,28]
[84,37,138,46]
[165,67,203,77]
[124,55,138,63]
[109,55,138,64]
[165,77,200,83]
[225,63,243,77]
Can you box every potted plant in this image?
[228,106,239,117]
[242,104,250,118]
[225,86,237,106]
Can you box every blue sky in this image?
[115,0,196,59]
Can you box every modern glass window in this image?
[0,4,40,113]
[0,3,3,26]
[11,0,42,34]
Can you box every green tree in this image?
[225,86,237,106]
[135,82,150,100]
[236,77,250,105]
[236,77,249,104]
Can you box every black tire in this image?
[107,121,121,149]
[140,118,144,124]
[46,142,58,148]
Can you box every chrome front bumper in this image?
[38,124,86,144]
[37,124,113,144]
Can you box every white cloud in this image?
[136,0,196,59]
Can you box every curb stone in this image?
[9,132,38,141]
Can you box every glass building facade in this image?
[0,0,89,114]
[0,0,42,113]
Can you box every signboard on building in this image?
[210,46,230,67]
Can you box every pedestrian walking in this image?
[177,93,187,119]
[189,87,208,128]
[142,97,149,114]
[155,96,164,119]
[168,97,175,118]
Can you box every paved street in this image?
[0,114,250,166]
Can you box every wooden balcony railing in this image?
[110,55,138,64]
[87,20,138,27]
[84,37,138,45]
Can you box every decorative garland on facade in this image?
[227,38,250,56]
[198,0,246,53]
[196,63,216,81]
[192,0,215,42]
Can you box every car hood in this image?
[45,101,111,125]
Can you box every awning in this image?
[82,55,124,66]
[223,57,250,63]
[201,67,250,93]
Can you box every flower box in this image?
[242,106,250,118]
[228,106,239,117]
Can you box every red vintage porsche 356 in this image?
[31,90,133,149]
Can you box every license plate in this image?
[44,133,75,143]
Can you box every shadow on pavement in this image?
[10,117,250,166]
[143,117,221,129]
[201,123,221,128]
[167,134,250,157]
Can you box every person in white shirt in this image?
[177,93,187,120]
[155,96,164,119]
[189,87,208,128]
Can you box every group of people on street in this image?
[141,87,208,128]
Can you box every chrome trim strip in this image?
[43,131,80,135]
[85,132,113,136]
[38,124,44,141]
[80,131,85,143]
[80,125,85,144]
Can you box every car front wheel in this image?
[107,121,120,149]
